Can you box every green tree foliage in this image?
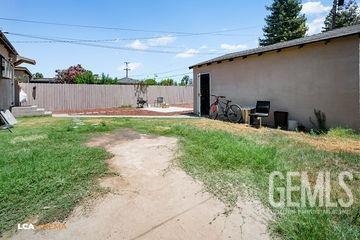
[32,72,44,78]
[323,0,360,31]
[159,78,174,86]
[259,0,307,46]
[74,71,96,84]
[179,75,190,86]
[143,78,157,85]
[97,73,118,85]
[55,64,86,84]
[56,65,120,85]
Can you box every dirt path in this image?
[12,130,271,240]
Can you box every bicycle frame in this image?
[211,96,231,116]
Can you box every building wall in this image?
[0,43,15,111]
[0,44,10,59]
[0,79,13,110]
[193,35,360,130]
[15,69,31,83]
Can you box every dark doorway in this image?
[200,74,210,116]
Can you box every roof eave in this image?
[14,66,32,77]
[189,25,360,69]
[14,56,36,66]
[0,31,18,56]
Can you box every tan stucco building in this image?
[15,66,33,83]
[0,31,35,110]
[190,25,360,130]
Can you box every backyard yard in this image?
[0,117,359,239]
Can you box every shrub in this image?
[74,71,96,84]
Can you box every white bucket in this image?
[288,120,298,131]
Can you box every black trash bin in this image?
[274,111,288,130]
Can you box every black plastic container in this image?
[274,111,288,130]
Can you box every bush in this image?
[74,71,96,84]
[55,64,86,84]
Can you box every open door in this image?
[199,73,210,116]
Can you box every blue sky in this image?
[1,0,335,81]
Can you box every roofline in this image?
[0,31,18,56]
[14,56,36,66]
[14,66,32,76]
[189,25,360,69]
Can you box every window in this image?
[1,56,14,79]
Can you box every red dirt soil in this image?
[54,104,194,116]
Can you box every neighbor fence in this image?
[19,83,193,111]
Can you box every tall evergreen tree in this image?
[323,0,360,31]
[259,0,307,46]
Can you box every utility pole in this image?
[124,62,130,78]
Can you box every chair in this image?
[154,97,165,107]
[137,97,148,108]
[0,110,17,133]
[249,101,270,127]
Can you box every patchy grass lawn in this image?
[0,118,113,234]
[0,117,359,239]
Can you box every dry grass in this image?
[186,118,360,154]
[17,116,64,127]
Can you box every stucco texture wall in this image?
[0,79,13,110]
[0,44,10,59]
[193,36,360,130]
[0,42,15,111]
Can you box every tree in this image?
[159,78,174,86]
[323,0,360,31]
[97,73,118,85]
[179,75,190,86]
[32,72,43,78]
[74,71,96,84]
[55,64,86,84]
[259,0,307,46]
[143,78,157,85]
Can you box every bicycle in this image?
[209,95,243,123]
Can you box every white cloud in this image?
[199,45,208,49]
[307,16,326,35]
[127,40,148,50]
[148,36,176,46]
[128,62,142,71]
[220,43,248,51]
[302,1,331,15]
[176,49,200,58]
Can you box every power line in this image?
[4,32,219,55]
[0,16,313,37]
[132,68,189,78]
[156,72,192,80]
[0,16,259,36]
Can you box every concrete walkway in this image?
[12,130,270,240]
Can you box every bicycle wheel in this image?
[227,104,243,123]
[209,103,219,120]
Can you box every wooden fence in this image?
[19,83,193,111]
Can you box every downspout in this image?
[11,61,15,109]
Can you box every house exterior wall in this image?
[15,69,31,83]
[193,35,360,130]
[0,44,10,59]
[0,79,14,110]
[0,42,15,111]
